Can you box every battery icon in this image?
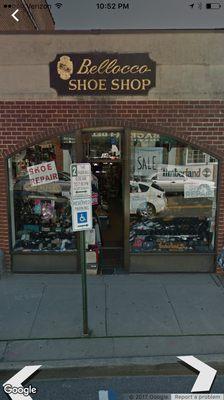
[206,3,221,8]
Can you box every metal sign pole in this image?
[70,163,92,337]
[80,230,88,335]
[70,163,92,336]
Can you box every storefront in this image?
[7,129,218,272]
[0,31,224,273]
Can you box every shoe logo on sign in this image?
[77,211,88,224]
[57,55,74,80]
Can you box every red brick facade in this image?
[1,100,224,271]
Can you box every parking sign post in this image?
[79,230,88,335]
[70,163,92,336]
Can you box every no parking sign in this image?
[70,163,92,231]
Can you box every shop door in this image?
[82,130,124,273]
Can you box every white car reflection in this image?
[149,172,215,194]
[130,181,167,218]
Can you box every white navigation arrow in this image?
[3,365,41,400]
[11,9,19,22]
[177,356,217,392]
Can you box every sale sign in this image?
[134,147,163,176]
[27,161,59,186]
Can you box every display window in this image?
[8,129,219,272]
[9,137,77,254]
[130,131,218,254]
[8,132,121,271]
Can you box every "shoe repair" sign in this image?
[27,161,59,187]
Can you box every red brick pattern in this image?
[0,100,224,271]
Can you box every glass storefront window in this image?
[83,131,121,160]
[130,131,218,254]
[9,137,77,253]
[8,133,114,261]
[8,129,219,266]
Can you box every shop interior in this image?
[11,140,76,253]
[82,131,124,270]
[10,131,124,272]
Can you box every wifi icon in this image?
[55,2,63,8]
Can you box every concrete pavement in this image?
[1,272,224,377]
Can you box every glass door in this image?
[81,129,124,274]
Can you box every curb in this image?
[1,354,224,381]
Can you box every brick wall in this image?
[1,100,224,270]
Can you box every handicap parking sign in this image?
[77,211,88,224]
[71,191,92,232]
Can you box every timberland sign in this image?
[49,53,156,95]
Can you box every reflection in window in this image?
[187,148,218,165]
[187,149,206,164]
[130,131,217,254]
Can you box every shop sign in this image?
[49,53,156,95]
[184,182,215,198]
[27,161,59,187]
[134,147,163,176]
[71,198,93,231]
[92,131,120,138]
[132,132,160,141]
[159,164,214,181]
[70,163,92,198]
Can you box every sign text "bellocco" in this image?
[50,53,156,95]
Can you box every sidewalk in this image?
[1,272,224,378]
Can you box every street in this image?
[2,375,224,400]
